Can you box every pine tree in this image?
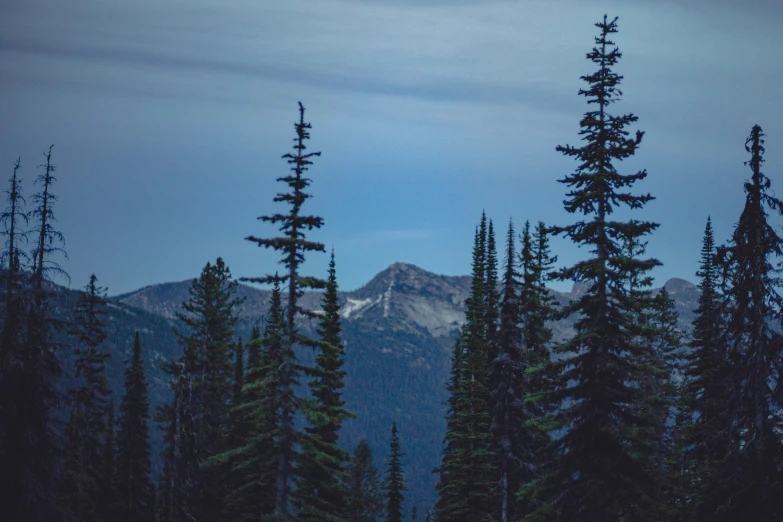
[295,251,353,521]
[384,423,406,522]
[515,221,558,518]
[62,274,111,520]
[158,258,243,520]
[485,219,500,364]
[99,401,117,521]
[116,332,154,521]
[0,145,68,521]
[435,217,495,522]
[713,125,783,520]
[490,219,524,522]
[346,439,384,522]
[676,217,729,520]
[526,16,663,521]
[212,284,284,520]
[242,101,327,520]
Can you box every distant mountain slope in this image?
[108,262,699,512]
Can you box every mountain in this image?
[23,262,698,513]
[104,262,699,512]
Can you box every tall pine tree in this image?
[116,332,154,522]
[346,439,384,522]
[158,258,243,520]
[62,274,111,520]
[714,125,783,520]
[1,145,68,521]
[295,250,353,521]
[526,16,664,521]
[384,422,405,522]
[677,217,730,520]
[242,101,327,520]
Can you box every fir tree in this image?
[490,219,524,522]
[435,219,495,522]
[99,401,117,521]
[62,274,111,520]
[384,423,405,522]
[714,125,783,520]
[515,221,558,518]
[211,284,284,520]
[677,217,730,520]
[295,251,353,521]
[485,219,500,364]
[116,332,154,521]
[159,258,243,520]
[346,439,384,522]
[0,145,68,521]
[242,101,327,520]
[526,16,663,521]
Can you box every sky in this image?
[1,0,782,296]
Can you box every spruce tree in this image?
[295,251,353,521]
[159,258,243,520]
[515,221,557,518]
[490,219,524,522]
[714,125,783,520]
[116,332,154,521]
[99,401,117,521]
[384,422,405,522]
[242,101,327,520]
[1,145,68,521]
[526,16,663,521]
[211,284,284,520]
[62,274,111,520]
[435,218,495,522]
[346,439,384,522]
[677,217,730,520]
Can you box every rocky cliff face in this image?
[108,262,700,512]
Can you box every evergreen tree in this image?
[713,125,783,520]
[211,284,284,520]
[242,101,327,520]
[490,219,524,522]
[526,16,663,521]
[485,219,500,364]
[295,251,353,521]
[410,506,417,521]
[515,221,558,518]
[62,274,111,520]
[116,332,154,521]
[384,423,405,522]
[677,217,730,520]
[158,258,243,520]
[435,217,495,521]
[99,401,117,521]
[0,145,68,521]
[346,439,384,522]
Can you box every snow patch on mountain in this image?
[340,296,380,319]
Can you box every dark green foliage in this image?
[242,101,326,520]
[296,251,353,521]
[212,285,283,521]
[490,219,525,522]
[435,217,495,522]
[99,401,117,521]
[503,221,557,520]
[116,332,154,521]
[346,439,384,522]
[384,423,406,522]
[713,125,783,520]
[677,217,730,520]
[62,274,111,520]
[158,257,243,520]
[527,16,664,521]
[0,145,67,521]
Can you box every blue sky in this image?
[2,0,782,295]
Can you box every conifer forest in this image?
[3,12,783,522]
